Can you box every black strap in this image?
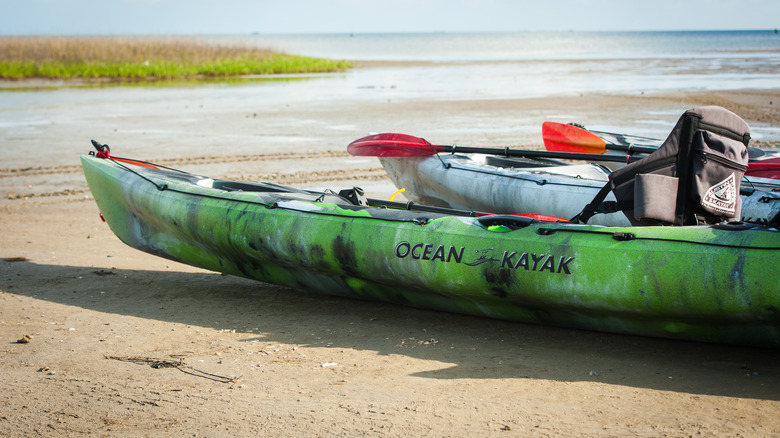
[572,181,615,224]
[673,112,700,226]
[770,209,780,227]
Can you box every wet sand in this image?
[2,84,780,436]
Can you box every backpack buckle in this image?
[598,201,619,213]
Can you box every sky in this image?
[1,0,779,35]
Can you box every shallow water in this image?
[214,30,780,96]
[1,31,779,175]
[216,31,780,62]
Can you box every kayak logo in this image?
[394,241,574,274]
[463,248,500,266]
[702,173,737,215]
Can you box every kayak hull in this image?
[379,154,780,225]
[81,154,780,347]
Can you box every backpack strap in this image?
[571,182,613,223]
[770,209,780,227]
[571,181,632,224]
[673,112,700,225]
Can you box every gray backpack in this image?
[575,106,750,226]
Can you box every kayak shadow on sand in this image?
[3,260,779,401]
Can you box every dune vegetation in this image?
[0,36,352,81]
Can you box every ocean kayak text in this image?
[394,241,574,274]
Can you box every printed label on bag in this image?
[702,173,737,215]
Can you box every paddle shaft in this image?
[598,141,656,154]
[347,133,644,163]
[542,122,773,164]
[437,144,644,163]
[365,198,566,222]
[590,129,661,143]
[367,197,480,216]
[565,125,771,160]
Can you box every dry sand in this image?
[2,85,780,437]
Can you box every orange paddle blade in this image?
[542,121,608,154]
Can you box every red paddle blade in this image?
[542,121,608,154]
[348,133,443,157]
[746,157,780,179]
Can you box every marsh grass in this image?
[0,36,352,81]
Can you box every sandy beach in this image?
[2,83,780,436]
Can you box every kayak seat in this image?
[574,106,750,226]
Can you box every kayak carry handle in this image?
[91,139,109,154]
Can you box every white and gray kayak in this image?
[379,154,780,226]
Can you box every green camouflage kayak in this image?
[81,150,780,348]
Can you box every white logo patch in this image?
[702,173,737,215]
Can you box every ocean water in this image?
[202,31,780,98]
[1,30,779,165]
[223,31,780,62]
